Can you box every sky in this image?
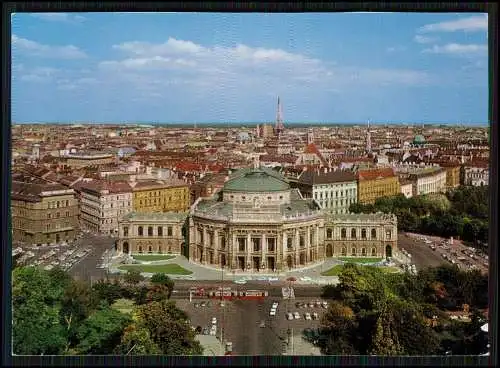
[11,12,489,124]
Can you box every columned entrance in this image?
[267,256,275,272]
[385,245,393,258]
[253,256,260,271]
[238,256,245,271]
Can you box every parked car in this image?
[286,312,294,320]
[211,317,217,325]
[270,309,277,316]
[305,313,312,320]
[293,312,301,320]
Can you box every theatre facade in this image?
[117,168,398,272]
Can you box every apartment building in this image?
[131,179,190,213]
[464,166,489,186]
[357,168,400,204]
[80,180,133,235]
[408,167,447,196]
[298,169,357,214]
[11,181,79,245]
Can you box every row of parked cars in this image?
[295,300,328,309]
[286,311,320,321]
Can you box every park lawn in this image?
[321,264,400,276]
[118,263,193,275]
[338,257,383,264]
[111,298,135,314]
[131,254,176,262]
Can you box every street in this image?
[175,296,326,355]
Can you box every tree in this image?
[60,279,99,350]
[76,306,132,354]
[368,303,403,356]
[12,267,68,355]
[319,302,358,355]
[150,273,175,299]
[146,284,171,303]
[123,270,144,285]
[135,300,203,355]
[113,323,162,355]
[92,279,125,306]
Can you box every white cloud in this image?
[17,66,59,83]
[31,13,86,23]
[419,14,488,33]
[386,46,406,53]
[414,35,439,44]
[12,34,87,59]
[423,43,488,55]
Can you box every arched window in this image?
[341,228,347,239]
[148,226,153,236]
[371,247,377,257]
[327,229,333,239]
[361,247,366,256]
[351,228,356,239]
[351,247,357,256]
[371,229,377,239]
[138,226,143,236]
[361,228,367,239]
[148,246,152,253]
[138,246,143,253]
[341,247,347,256]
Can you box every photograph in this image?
[10,10,490,357]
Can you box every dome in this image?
[413,135,426,144]
[224,169,290,192]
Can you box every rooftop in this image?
[12,181,74,202]
[121,211,189,222]
[224,169,290,193]
[299,170,356,185]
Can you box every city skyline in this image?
[12,12,489,124]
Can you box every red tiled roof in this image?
[357,168,396,181]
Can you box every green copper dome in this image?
[224,169,290,192]
[413,134,426,144]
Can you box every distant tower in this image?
[366,120,372,153]
[32,144,40,160]
[307,129,314,145]
[275,96,285,136]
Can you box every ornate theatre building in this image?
[117,167,398,272]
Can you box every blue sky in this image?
[11,12,488,124]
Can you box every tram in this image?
[207,287,269,300]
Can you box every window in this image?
[267,196,272,200]
[253,238,261,252]
[299,235,305,248]
[371,247,377,256]
[158,226,163,236]
[287,237,293,249]
[238,238,246,252]
[371,229,377,239]
[361,228,367,239]
[351,228,356,239]
[138,226,143,236]
[139,246,143,253]
[267,238,275,252]
[341,247,347,256]
[66,211,69,217]
[341,228,347,239]
[327,229,333,239]
[351,247,357,256]
[386,230,392,240]
[242,196,246,200]
[167,226,173,236]
[56,212,60,218]
[361,247,366,256]
[221,236,226,249]
[66,200,69,206]
[57,201,60,208]
[48,213,51,219]
[123,227,129,236]
[279,196,283,200]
